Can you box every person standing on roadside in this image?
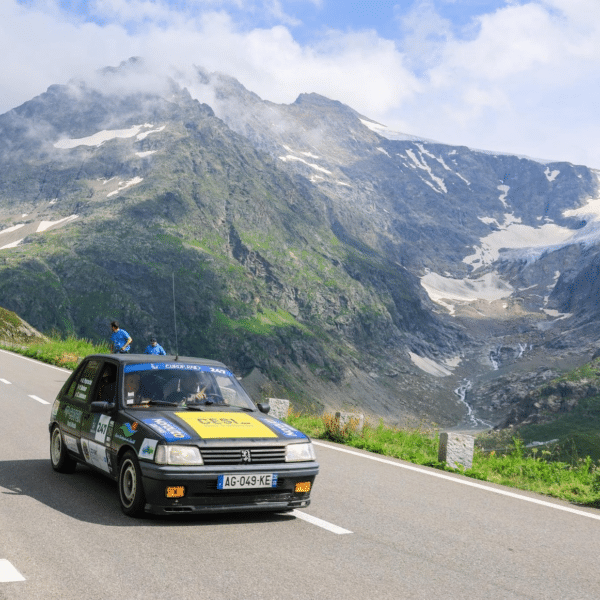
[110,321,132,354]
[144,337,166,355]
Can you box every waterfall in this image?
[454,379,492,428]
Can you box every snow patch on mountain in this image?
[53,124,163,149]
[107,177,143,197]
[36,215,78,232]
[359,119,438,143]
[0,223,25,236]
[421,271,513,314]
[497,185,510,208]
[0,239,23,250]
[462,185,600,267]
[409,352,453,377]
[279,149,332,175]
[404,149,447,193]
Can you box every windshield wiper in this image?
[146,400,179,406]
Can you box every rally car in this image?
[49,354,318,517]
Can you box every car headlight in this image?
[285,442,316,462]
[155,445,204,465]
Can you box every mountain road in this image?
[1,348,599,599]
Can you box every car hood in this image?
[122,409,309,444]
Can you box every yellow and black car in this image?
[49,354,318,517]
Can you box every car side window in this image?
[64,360,102,402]
[94,363,118,404]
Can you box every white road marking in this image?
[0,348,71,373]
[28,395,50,405]
[0,559,25,582]
[290,509,352,535]
[313,440,600,522]
[0,378,11,384]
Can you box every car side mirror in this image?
[256,402,270,414]
[90,401,116,413]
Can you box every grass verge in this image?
[285,412,600,509]
[0,332,110,369]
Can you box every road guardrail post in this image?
[438,432,474,470]
[267,398,290,420]
[335,411,364,433]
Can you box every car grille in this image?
[201,447,286,465]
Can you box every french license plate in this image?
[217,473,278,490]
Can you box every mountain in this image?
[1,58,599,428]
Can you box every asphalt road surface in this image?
[1,348,600,599]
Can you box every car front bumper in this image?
[139,461,319,515]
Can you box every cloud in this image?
[1,0,599,169]
[392,0,600,166]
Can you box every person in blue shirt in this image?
[110,321,132,353]
[144,337,166,355]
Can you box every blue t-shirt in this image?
[110,328,131,352]
[144,343,166,355]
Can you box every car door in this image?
[79,360,118,477]
[54,358,103,460]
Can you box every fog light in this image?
[294,481,311,493]
[166,486,185,498]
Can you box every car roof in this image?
[84,354,229,368]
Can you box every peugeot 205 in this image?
[49,354,318,517]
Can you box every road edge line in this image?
[313,440,600,522]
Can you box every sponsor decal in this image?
[119,422,138,438]
[125,363,233,377]
[75,382,89,400]
[138,438,158,460]
[258,417,306,439]
[95,415,112,443]
[142,418,191,442]
[106,420,114,444]
[63,434,79,454]
[63,406,82,424]
[175,412,278,439]
[81,439,110,473]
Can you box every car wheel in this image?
[118,451,146,517]
[50,426,77,473]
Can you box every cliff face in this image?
[0,306,46,347]
[1,59,599,427]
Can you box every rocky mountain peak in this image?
[1,63,599,428]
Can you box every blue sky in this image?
[2,0,600,169]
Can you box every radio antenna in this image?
[172,271,179,358]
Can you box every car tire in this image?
[50,425,77,473]
[118,450,146,518]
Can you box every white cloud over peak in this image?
[1,0,599,169]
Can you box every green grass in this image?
[285,412,600,508]
[1,332,110,369]
[507,359,600,462]
[215,308,310,335]
[0,306,21,329]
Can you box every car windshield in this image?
[122,363,256,411]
